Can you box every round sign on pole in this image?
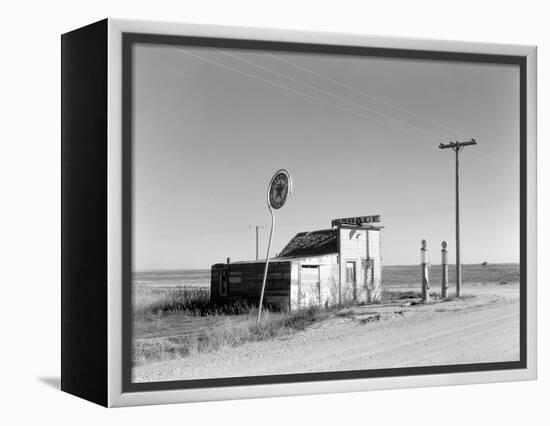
[257,169,292,326]
[267,170,292,210]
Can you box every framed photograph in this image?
[61,18,537,407]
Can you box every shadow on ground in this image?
[38,377,60,390]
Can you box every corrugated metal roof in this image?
[277,229,338,258]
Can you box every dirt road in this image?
[133,283,519,383]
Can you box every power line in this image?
[263,51,462,137]
[266,51,515,162]
[217,49,445,142]
[172,47,440,145]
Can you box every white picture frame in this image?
[61,18,537,407]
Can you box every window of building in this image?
[346,261,356,285]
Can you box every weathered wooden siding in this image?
[367,230,382,302]
[300,266,321,307]
[339,228,368,303]
[289,254,339,310]
[211,261,291,309]
[338,228,382,304]
[290,262,300,310]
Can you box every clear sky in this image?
[132,43,519,270]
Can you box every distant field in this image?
[133,263,520,291]
[133,269,210,288]
[382,263,520,289]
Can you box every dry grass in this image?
[133,285,254,319]
[133,336,195,364]
[133,285,209,316]
[335,307,359,317]
[133,306,328,365]
[380,290,427,302]
[380,289,479,306]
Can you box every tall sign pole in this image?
[256,170,292,326]
[439,139,477,298]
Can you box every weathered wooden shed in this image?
[211,217,383,310]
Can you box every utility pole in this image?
[249,225,263,260]
[438,139,477,298]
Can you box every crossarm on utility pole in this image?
[439,139,477,150]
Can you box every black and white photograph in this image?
[127,39,524,385]
[4,0,547,419]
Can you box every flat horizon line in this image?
[134,261,520,273]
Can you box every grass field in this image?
[132,263,519,367]
[382,263,519,288]
[133,285,210,318]
[133,305,328,365]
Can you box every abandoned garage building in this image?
[211,215,383,310]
